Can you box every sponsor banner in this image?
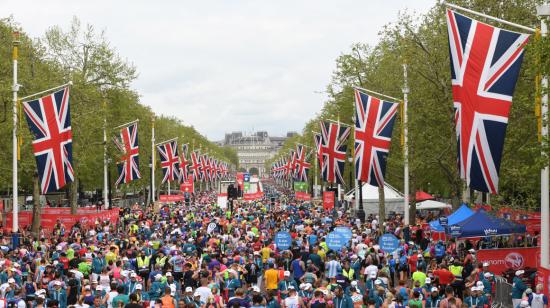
[180,175,194,193]
[274,231,292,250]
[293,181,308,192]
[536,266,550,297]
[326,232,345,251]
[295,191,311,201]
[243,192,263,200]
[516,218,540,235]
[159,195,184,202]
[236,172,244,190]
[323,191,335,210]
[477,247,540,274]
[378,233,400,253]
[5,209,119,233]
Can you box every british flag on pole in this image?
[354,89,399,187]
[320,121,351,184]
[446,9,529,193]
[179,144,190,182]
[294,144,311,182]
[113,122,141,185]
[189,151,202,181]
[157,139,181,183]
[23,86,74,193]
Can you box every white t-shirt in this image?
[284,295,300,308]
[195,286,213,304]
[107,291,118,308]
[364,264,378,277]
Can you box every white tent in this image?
[415,199,452,211]
[346,182,405,216]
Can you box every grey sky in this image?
[6,0,434,140]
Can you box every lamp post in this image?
[537,2,550,269]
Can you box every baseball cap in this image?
[369,272,377,278]
[520,300,530,307]
[288,285,295,290]
[468,248,476,253]
[185,287,193,292]
[130,272,137,278]
[8,278,15,283]
[351,281,358,287]
[484,272,492,278]
[425,278,431,284]
[471,286,478,291]
[526,288,533,294]
[136,284,143,290]
[482,262,489,267]
[431,287,438,292]
[284,271,291,277]
[515,270,525,276]
[252,286,260,292]
[166,272,172,277]
[374,279,382,285]
[476,281,484,288]
[194,292,201,297]
[305,283,312,290]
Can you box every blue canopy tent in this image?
[449,210,526,238]
[429,204,474,232]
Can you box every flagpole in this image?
[103,102,109,210]
[403,63,410,226]
[537,3,550,269]
[151,117,156,203]
[353,86,401,102]
[12,32,20,232]
[444,2,535,33]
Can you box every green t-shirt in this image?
[412,271,427,287]
[66,248,75,260]
[78,262,92,276]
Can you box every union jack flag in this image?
[314,133,323,171]
[157,140,181,183]
[179,144,190,182]
[210,158,218,180]
[113,122,141,185]
[354,89,399,186]
[23,87,74,193]
[218,162,228,179]
[294,144,311,182]
[201,154,211,182]
[447,9,529,193]
[320,121,351,184]
[189,151,202,181]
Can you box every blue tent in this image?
[429,204,474,232]
[449,210,526,238]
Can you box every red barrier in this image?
[243,192,263,200]
[477,247,540,274]
[159,195,184,202]
[5,209,119,232]
[180,175,194,193]
[536,266,550,297]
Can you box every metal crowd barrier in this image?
[492,275,513,308]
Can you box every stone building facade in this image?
[217,131,296,176]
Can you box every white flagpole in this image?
[12,32,20,232]
[151,117,156,203]
[103,102,109,210]
[403,63,410,226]
[537,3,550,269]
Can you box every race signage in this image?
[378,233,400,253]
[449,225,462,237]
[323,191,335,210]
[207,222,217,234]
[274,231,292,250]
[326,232,345,251]
[180,175,194,193]
[439,216,448,227]
[334,226,352,243]
[477,247,540,274]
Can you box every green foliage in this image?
[271,0,546,210]
[0,17,236,196]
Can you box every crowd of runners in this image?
[0,185,547,308]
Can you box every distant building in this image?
[218,131,297,176]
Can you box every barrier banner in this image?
[477,247,540,274]
[180,175,194,193]
[295,191,311,201]
[159,195,184,202]
[536,266,550,297]
[236,172,244,190]
[243,192,263,200]
[323,191,335,210]
[5,209,119,232]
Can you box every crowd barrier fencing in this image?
[493,275,513,308]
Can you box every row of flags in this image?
[114,122,230,186]
[21,86,229,194]
[19,8,530,196]
[271,144,311,182]
[272,9,529,195]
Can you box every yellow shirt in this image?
[265,268,279,290]
[261,247,271,262]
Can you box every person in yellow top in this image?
[261,245,272,263]
[264,263,279,290]
[105,246,117,264]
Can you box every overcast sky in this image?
[6,0,434,141]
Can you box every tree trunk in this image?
[409,176,417,225]
[378,185,385,234]
[69,178,78,214]
[31,173,42,236]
